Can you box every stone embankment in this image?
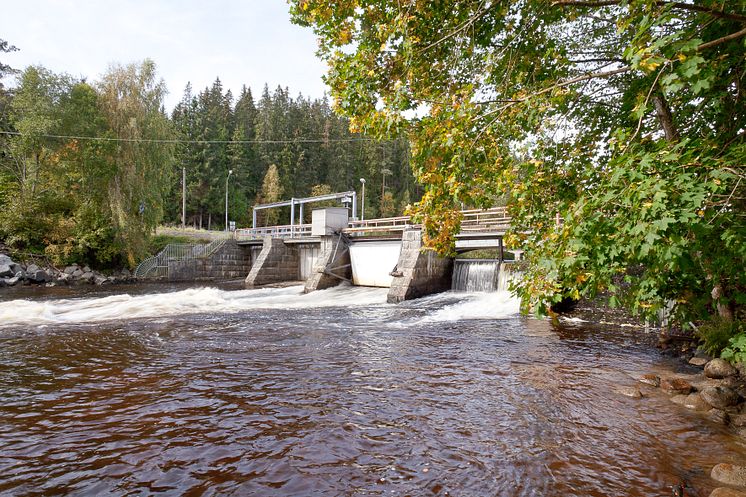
[0,253,133,288]
[633,357,746,497]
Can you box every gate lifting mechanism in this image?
[251,190,358,234]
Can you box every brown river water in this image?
[0,283,744,496]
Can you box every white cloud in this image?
[1,0,329,109]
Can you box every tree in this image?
[97,60,176,266]
[291,1,746,324]
[258,164,284,225]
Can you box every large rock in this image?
[710,488,746,497]
[706,359,738,379]
[711,463,746,487]
[26,263,40,274]
[701,386,740,409]
[64,265,79,275]
[0,264,13,278]
[27,269,50,283]
[3,276,20,287]
[72,269,83,278]
[660,377,694,394]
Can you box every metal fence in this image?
[134,239,227,279]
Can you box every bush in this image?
[721,333,746,364]
[696,318,744,357]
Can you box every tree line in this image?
[0,46,416,268]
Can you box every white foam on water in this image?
[0,284,389,327]
[412,290,520,322]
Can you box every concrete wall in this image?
[245,237,300,287]
[387,229,453,303]
[304,235,351,293]
[167,240,252,281]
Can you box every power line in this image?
[0,130,384,145]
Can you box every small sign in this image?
[229,221,236,231]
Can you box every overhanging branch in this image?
[552,1,746,23]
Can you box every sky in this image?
[1,0,329,110]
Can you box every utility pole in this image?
[181,167,186,229]
[360,178,366,221]
[225,169,233,232]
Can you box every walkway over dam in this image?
[137,207,520,303]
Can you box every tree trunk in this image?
[711,282,734,321]
[653,93,680,142]
[208,212,212,231]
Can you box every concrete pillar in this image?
[304,234,351,293]
[387,228,454,303]
[245,237,300,287]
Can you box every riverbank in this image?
[0,252,134,289]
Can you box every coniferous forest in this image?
[0,47,417,268]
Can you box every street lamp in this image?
[225,169,233,231]
[360,178,366,221]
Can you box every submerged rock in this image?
[711,463,746,487]
[731,414,746,428]
[706,359,738,379]
[701,386,740,410]
[670,392,710,411]
[639,374,661,387]
[660,377,694,395]
[616,386,643,398]
[708,409,730,425]
[710,488,746,497]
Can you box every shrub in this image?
[721,333,746,364]
[696,318,744,357]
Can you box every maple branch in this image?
[552,1,746,23]
[696,26,746,51]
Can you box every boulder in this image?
[710,488,746,497]
[26,264,40,274]
[0,254,12,265]
[0,264,13,278]
[701,386,740,409]
[72,269,83,278]
[28,269,50,283]
[689,357,709,367]
[639,374,661,387]
[94,275,107,285]
[706,359,738,379]
[711,463,746,487]
[4,276,20,287]
[660,377,694,395]
[82,266,91,273]
[121,268,131,277]
[63,265,78,275]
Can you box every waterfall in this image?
[452,260,516,292]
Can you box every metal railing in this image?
[232,207,513,241]
[134,239,227,279]
[234,223,313,242]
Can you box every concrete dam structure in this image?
[137,206,520,302]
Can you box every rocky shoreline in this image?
[0,253,134,288]
[625,356,746,497]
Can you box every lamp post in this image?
[225,169,233,231]
[360,178,366,221]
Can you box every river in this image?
[0,283,744,496]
